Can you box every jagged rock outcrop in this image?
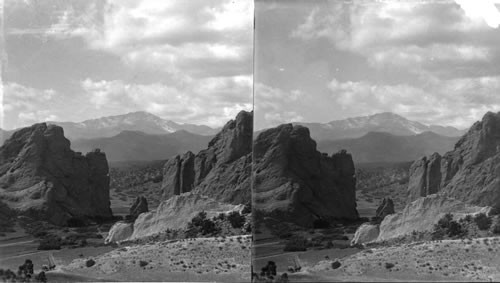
[375,198,395,220]
[105,192,243,243]
[407,112,500,208]
[0,123,112,225]
[377,195,492,241]
[253,124,359,227]
[161,111,252,204]
[129,196,148,219]
[351,223,380,246]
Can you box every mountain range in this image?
[295,112,465,141]
[317,131,459,164]
[71,130,213,162]
[0,111,219,143]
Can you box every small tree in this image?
[227,211,245,229]
[473,213,492,230]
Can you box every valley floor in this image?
[62,235,252,282]
[296,236,500,282]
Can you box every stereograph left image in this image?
[1,0,253,282]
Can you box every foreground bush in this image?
[283,236,307,252]
[227,211,246,229]
[473,213,492,230]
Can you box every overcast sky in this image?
[254,0,500,130]
[1,0,253,130]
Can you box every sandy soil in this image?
[304,236,500,282]
[63,235,252,282]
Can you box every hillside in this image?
[71,130,213,162]
[317,131,458,163]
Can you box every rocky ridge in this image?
[407,111,500,208]
[0,123,112,225]
[253,124,359,227]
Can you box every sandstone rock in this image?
[351,223,380,245]
[0,123,112,225]
[129,196,148,219]
[407,111,500,208]
[253,124,358,227]
[105,221,134,244]
[377,194,491,241]
[375,198,395,220]
[161,111,252,204]
[407,153,442,202]
[108,192,243,242]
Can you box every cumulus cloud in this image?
[81,77,252,127]
[326,76,500,129]
[291,1,500,78]
[44,0,253,78]
[2,83,60,128]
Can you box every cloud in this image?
[455,0,500,28]
[291,1,500,78]
[43,0,253,78]
[81,76,252,127]
[2,83,60,128]
[255,83,305,129]
[326,76,500,129]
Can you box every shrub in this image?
[473,213,492,230]
[283,236,307,252]
[331,261,341,269]
[139,261,148,267]
[227,211,245,229]
[385,262,395,269]
[85,259,96,267]
[185,211,220,237]
[242,202,252,215]
[38,236,62,250]
[491,218,500,234]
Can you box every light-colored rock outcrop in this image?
[106,192,243,242]
[377,194,491,241]
[351,223,380,245]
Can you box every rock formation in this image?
[351,223,380,246]
[129,196,148,219]
[161,110,252,204]
[105,192,243,243]
[377,194,492,241]
[375,198,395,220]
[0,123,112,225]
[253,124,359,227]
[407,112,500,208]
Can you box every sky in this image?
[254,0,500,130]
[1,0,253,130]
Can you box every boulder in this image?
[351,223,380,245]
[0,123,112,225]
[105,221,134,244]
[161,111,252,204]
[253,124,358,227]
[375,198,395,220]
[129,196,148,219]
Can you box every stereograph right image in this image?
[252,0,500,282]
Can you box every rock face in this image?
[253,124,359,227]
[407,112,500,208]
[375,198,395,220]
[0,123,112,225]
[129,196,148,219]
[106,192,243,242]
[161,111,252,204]
[377,194,492,241]
[351,223,380,246]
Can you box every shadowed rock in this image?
[375,198,395,220]
[161,111,252,204]
[129,196,149,219]
[253,124,358,227]
[0,123,112,225]
[407,111,500,208]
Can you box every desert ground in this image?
[62,235,251,282]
